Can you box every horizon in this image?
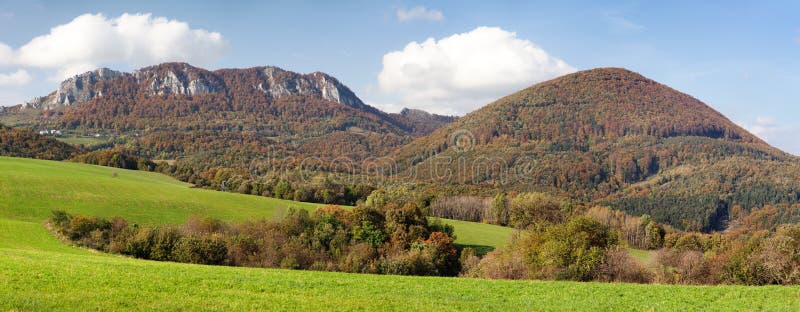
[0,1,798,155]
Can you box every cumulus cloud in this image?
[743,116,800,156]
[396,6,444,22]
[376,26,576,115]
[0,69,32,87]
[11,13,227,79]
[0,42,13,66]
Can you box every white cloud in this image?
[376,26,576,115]
[12,13,227,79]
[743,116,800,156]
[396,6,444,22]
[0,69,32,87]
[0,42,12,66]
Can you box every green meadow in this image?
[0,156,798,311]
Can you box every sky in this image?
[0,0,798,155]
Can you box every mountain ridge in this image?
[19,63,369,111]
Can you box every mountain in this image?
[392,68,800,231]
[0,124,80,160]
[390,108,458,137]
[19,64,367,111]
[23,68,123,110]
[1,63,455,164]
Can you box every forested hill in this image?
[392,67,800,231]
[0,62,454,166]
[0,124,80,160]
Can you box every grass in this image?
[1,156,799,311]
[55,136,110,147]
[0,156,509,251]
[0,156,319,224]
[2,232,798,311]
[628,248,653,264]
[434,218,513,254]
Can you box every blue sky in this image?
[0,0,798,154]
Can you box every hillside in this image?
[392,68,800,231]
[0,156,510,251]
[0,157,794,310]
[0,124,80,160]
[0,63,454,174]
[390,108,458,136]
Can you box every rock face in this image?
[24,68,122,110]
[134,63,223,96]
[20,63,368,110]
[255,67,366,109]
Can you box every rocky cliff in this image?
[18,63,368,111]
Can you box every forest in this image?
[0,124,80,160]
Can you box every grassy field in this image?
[0,157,509,251]
[54,136,110,147]
[433,218,513,254]
[1,156,798,311]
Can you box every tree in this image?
[509,192,566,228]
[522,217,618,281]
[645,221,666,249]
[490,193,509,225]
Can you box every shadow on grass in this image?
[457,244,495,256]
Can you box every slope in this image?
[0,156,509,250]
[0,63,458,205]
[0,159,794,310]
[0,124,80,160]
[393,68,800,231]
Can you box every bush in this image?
[50,210,71,232]
[509,192,566,228]
[68,215,111,241]
[598,248,653,283]
[184,215,226,235]
[467,248,529,280]
[48,201,465,277]
[520,217,618,281]
[652,248,724,285]
[122,227,156,259]
[458,248,481,277]
[352,221,385,248]
[381,248,438,276]
[172,234,228,265]
[339,243,379,274]
[149,226,182,261]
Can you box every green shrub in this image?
[352,221,385,248]
[523,217,618,281]
[509,192,566,228]
[172,234,228,265]
[149,226,182,261]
